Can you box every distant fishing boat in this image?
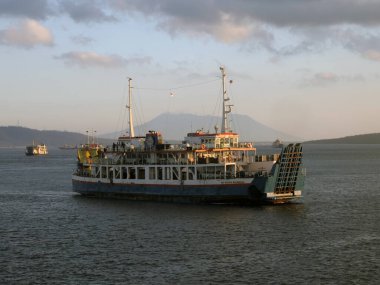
[59,144,77,150]
[272,139,284,148]
[25,141,48,156]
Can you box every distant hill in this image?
[103,112,300,142]
[305,133,380,144]
[0,126,111,147]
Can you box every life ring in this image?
[201,144,206,150]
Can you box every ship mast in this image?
[127,77,135,138]
[220,66,233,133]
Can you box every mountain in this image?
[103,112,300,142]
[0,113,301,147]
[304,133,380,144]
[0,126,111,147]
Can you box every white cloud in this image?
[56,51,126,68]
[316,72,338,81]
[364,50,380,61]
[55,51,152,68]
[302,72,365,87]
[205,14,253,43]
[0,19,53,48]
[71,35,95,45]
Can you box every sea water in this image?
[0,145,379,284]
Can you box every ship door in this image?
[225,164,236,179]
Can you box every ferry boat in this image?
[25,142,48,156]
[72,68,305,204]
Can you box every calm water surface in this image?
[0,145,379,284]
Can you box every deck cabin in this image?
[75,128,279,185]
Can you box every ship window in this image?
[122,167,127,179]
[94,167,100,178]
[165,167,171,180]
[204,166,216,179]
[180,167,187,180]
[226,165,235,179]
[128,167,136,179]
[197,167,205,179]
[188,167,195,180]
[172,167,179,180]
[137,167,145,179]
[216,166,224,179]
[101,166,107,178]
[158,167,163,180]
[149,167,156,180]
[114,168,121,179]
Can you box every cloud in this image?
[156,11,257,43]
[108,0,380,35]
[336,28,380,62]
[59,0,116,23]
[1,1,379,61]
[55,51,126,68]
[71,35,95,45]
[0,0,50,19]
[125,56,152,65]
[0,19,54,48]
[110,0,262,43]
[314,72,339,83]
[55,51,151,68]
[109,0,380,27]
[302,72,364,87]
[106,0,380,60]
[227,0,380,27]
[364,50,380,61]
[2,1,380,28]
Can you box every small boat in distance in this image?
[272,139,284,148]
[59,144,77,150]
[25,141,48,156]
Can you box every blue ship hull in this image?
[72,179,258,204]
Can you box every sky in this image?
[0,0,379,140]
